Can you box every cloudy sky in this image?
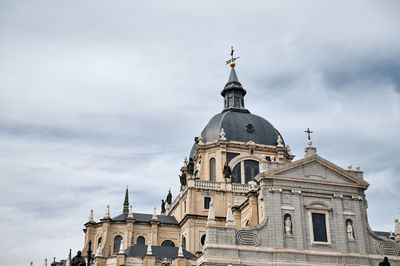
[0,0,399,264]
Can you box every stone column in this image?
[143,254,156,266]
[247,190,259,226]
[232,204,241,230]
[150,221,159,245]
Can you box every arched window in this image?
[244,160,259,184]
[161,240,175,247]
[136,236,145,245]
[231,163,241,183]
[97,237,102,249]
[209,158,216,182]
[113,235,122,253]
[200,234,206,246]
[181,236,186,250]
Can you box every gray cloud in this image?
[1,0,400,265]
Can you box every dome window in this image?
[245,124,254,133]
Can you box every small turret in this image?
[221,49,247,112]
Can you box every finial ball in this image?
[229,61,236,67]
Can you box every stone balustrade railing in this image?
[194,180,222,190]
[188,179,258,193]
[232,183,251,193]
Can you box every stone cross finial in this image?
[219,128,227,140]
[146,241,152,255]
[88,209,94,223]
[104,205,110,219]
[128,205,133,219]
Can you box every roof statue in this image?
[166,189,172,205]
[70,251,85,266]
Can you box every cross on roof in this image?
[304,128,313,140]
[225,46,240,65]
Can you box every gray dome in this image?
[190,110,284,157]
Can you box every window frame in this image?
[307,209,331,246]
[209,158,216,182]
[204,197,211,210]
[113,235,123,253]
[136,236,145,245]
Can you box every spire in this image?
[178,242,184,257]
[123,187,129,214]
[225,203,234,228]
[221,47,248,112]
[104,205,110,219]
[227,66,240,84]
[88,209,94,223]
[118,239,125,254]
[206,199,216,227]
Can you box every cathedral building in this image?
[62,58,400,266]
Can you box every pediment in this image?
[261,155,368,188]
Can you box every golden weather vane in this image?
[225,46,239,67]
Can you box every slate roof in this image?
[111,213,178,225]
[374,231,391,238]
[190,110,283,157]
[125,245,196,259]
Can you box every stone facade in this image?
[54,61,400,266]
